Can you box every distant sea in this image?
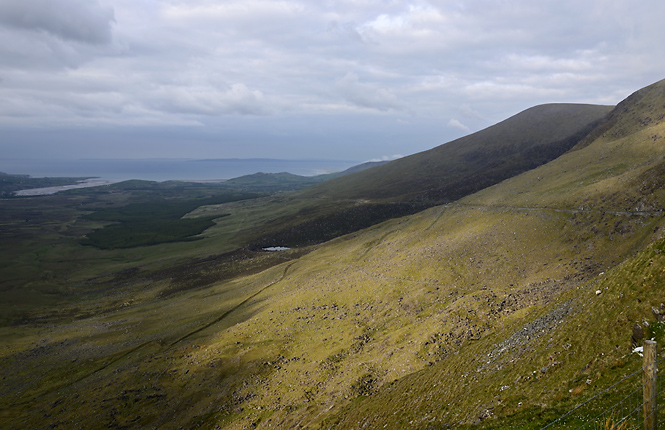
[0,158,362,182]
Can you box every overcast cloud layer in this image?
[1,0,664,161]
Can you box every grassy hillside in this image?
[203,104,612,251]
[2,79,665,429]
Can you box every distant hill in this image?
[221,172,319,191]
[218,160,389,192]
[303,103,613,204]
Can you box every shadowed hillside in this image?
[239,104,612,249]
[302,103,613,204]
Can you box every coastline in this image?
[14,179,120,196]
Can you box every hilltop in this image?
[217,160,388,192]
[1,78,665,429]
[301,103,612,203]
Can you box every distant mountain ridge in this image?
[219,160,389,192]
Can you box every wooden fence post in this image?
[644,340,657,430]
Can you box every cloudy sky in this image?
[1,0,664,162]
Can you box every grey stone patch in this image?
[480,299,575,372]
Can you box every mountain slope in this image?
[2,80,665,429]
[232,104,612,249]
[320,76,665,429]
[302,103,613,204]
[572,77,665,151]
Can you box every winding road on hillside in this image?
[452,202,664,217]
[346,201,665,291]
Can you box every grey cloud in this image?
[458,105,485,122]
[326,20,366,43]
[447,119,470,133]
[148,83,269,116]
[1,0,665,162]
[0,0,115,44]
[336,72,403,111]
[367,154,403,162]
[0,27,93,69]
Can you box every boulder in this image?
[632,322,645,347]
